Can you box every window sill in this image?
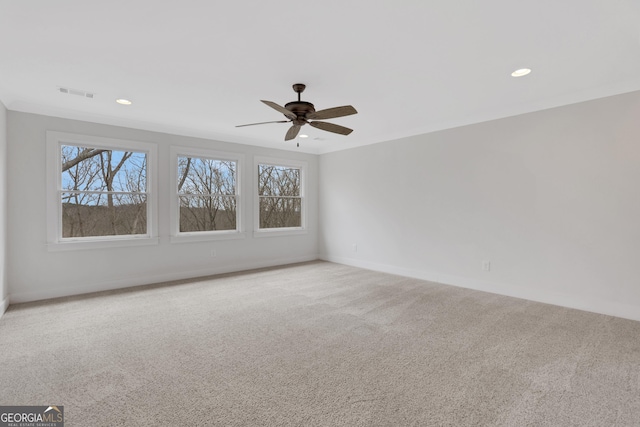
[253,228,307,238]
[47,236,159,251]
[170,231,246,244]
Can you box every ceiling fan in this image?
[236,83,357,141]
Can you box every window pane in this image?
[61,145,147,192]
[259,197,301,228]
[179,195,237,232]
[258,165,300,197]
[62,192,147,237]
[178,157,236,196]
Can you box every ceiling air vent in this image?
[58,87,95,99]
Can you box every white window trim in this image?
[254,156,307,238]
[46,131,159,251]
[169,146,245,243]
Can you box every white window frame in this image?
[170,146,245,243]
[254,156,307,238]
[46,131,158,251]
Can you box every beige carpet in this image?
[1,261,639,426]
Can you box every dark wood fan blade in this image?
[285,124,301,141]
[261,100,296,119]
[309,121,353,136]
[306,105,357,120]
[236,120,289,128]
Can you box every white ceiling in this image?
[1,1,640,154]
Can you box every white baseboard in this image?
[0,296,9,318]
[320,254,640,323]
[10,254,319,304]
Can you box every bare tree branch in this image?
[62,148,106,172]
[178,157,192,191]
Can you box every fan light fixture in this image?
[511,68,532,77]
[299,134,308,138]
[116,98,132,105]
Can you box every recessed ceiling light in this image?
[511,68,532,77]
[299,134,308,138]
[116,98,132,105]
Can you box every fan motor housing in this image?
[285,101,315,124]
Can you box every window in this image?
[46,132,158,250]
[170,147,244,242]
[255,157,307,236]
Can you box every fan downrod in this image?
[292,83,306,101]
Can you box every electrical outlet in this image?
[210,249,217,258]
[352,244,358,253]
[482,261,491,271]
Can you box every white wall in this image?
[319,90,640,321]
[0,100,7,316]
[7,112,318,302]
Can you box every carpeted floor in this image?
[1,261,639,426]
